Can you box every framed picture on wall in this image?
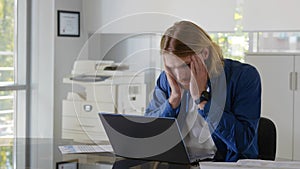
[57,10,80,37]
[56,159,78,169]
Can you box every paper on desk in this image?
[237,159,300,169]
[200,160,300,169]
[58,144,113,154]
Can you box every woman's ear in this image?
[201,48,209,60]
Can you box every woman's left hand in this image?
[189,54,208,101]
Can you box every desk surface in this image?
[0,138,199,169]
[1,138,300,169]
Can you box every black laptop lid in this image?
[98,113,191,164]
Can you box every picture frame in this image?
[57,10,80,37]
[56,159,78,169]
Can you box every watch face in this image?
[195,91,211,105]
[201,91,210,101]
[201,91,211,101]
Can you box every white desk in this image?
[200,159,300,169]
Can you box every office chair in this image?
[257,117,277,160]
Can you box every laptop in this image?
[98,113,205,164]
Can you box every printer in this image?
[62,60,147,143]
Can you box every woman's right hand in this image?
[164,66,182,109]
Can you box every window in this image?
[210,32,249,62]
[251,32,300,52]
[0,0,27,168]
[0,0,15,137]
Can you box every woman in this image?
[145,21,261,162]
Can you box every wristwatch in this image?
[194,91,211,105]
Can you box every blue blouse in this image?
[145,59,261,162]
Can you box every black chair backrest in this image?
[258,117,277,160]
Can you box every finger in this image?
[189,59,201,98]
[195,55,208,78]
[196,54,207,71]
[166,71,183,98]
[190,57,196,76]
[164,66,179,87]
[164,65,171,76]
[191,55,201,76]
[166,71,176,84]
[164,67,176,83]
[190,58,198,85]
[194,55,204,70]
[163,56,170,74]
[192,55,208,88]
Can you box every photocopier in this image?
[62,60,147,143]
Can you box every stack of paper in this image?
[237,159,300,169]
[58,145,113,154]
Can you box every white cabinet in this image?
[294,56,300,160]
[245,53,300,160]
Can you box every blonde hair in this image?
[161,21,224,77]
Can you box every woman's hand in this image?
[190,54,208,101]
[164,65,182,109]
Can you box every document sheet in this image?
[58,144,113,154]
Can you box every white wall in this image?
[30,0,55,138]
[54,0,87,140]
[243,0,300,31]
[96,0,236,33]
[29,0,87,140]
[29,1,55,168]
